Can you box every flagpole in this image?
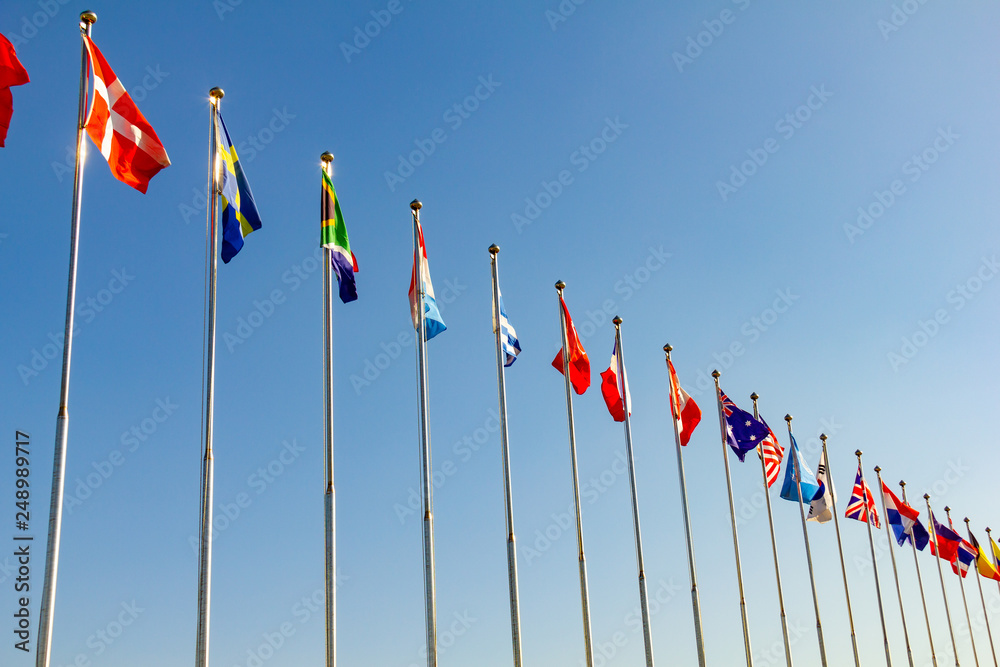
[556,281,595,667]
[615,317,654,667]
[412,199,438,667]
[712,372,753,667]
[821,434,862,667]
[195,85,225,667]
[751,394,794,667]
[874,467,916,667]
[857,452,893,667]
[664,345,707,667]
[489,245,524,667]
[321,152,337,667]
[35,12,97,667]
[946,507,980,667]
[925,495,961,667]
[988,528,1000,606]
[903,482,938,667]
[964,519,997,667]
[785,415,828,667]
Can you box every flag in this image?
[551,296,589,394]
[969,531,1000,581]
[807,450,836,523]
[880,481,929,550]
[990,534,1000,575]
[215,112,262,263]
[954,538,977,578]
[321,170,358,303]
[494,290,521,367]
[719,390,771,462]
[408,220,446,340]
[759,420,784,488]
[0,33,29,147]
[600,339,630,422]
[82,35,170,192]
[929,512,961,564]
[844,465,880,528]
[666,359,700,445]
[780,434,822,503]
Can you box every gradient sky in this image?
[2,2,1000,666]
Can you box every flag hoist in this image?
[663,345,706,667]
[873,467,916,667]
[751,394,794,667]
[851,451,893,667]
[925,495,962,667]
[945,507,979,667]
[963,519,998,667]
[902,481,939,667]
[553,281,595,667]
[488,245,524,667]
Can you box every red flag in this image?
[667,359,701,445]
[599,339,629,422]
[83,36,170,192]
[551,295,590,394]
[760,426,784,488]
[0,33,30,147]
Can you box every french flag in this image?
[880,480,929,550]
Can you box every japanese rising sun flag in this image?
[83,35,170,192]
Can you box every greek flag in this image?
[498,292,521,366]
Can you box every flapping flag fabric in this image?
[780,434,822,503]
[880,481,929,550]
[969,531,1000,581]
[551,296,589,394]
[321,170,358,303]
[600,339,629,422]
[719,390,770,462]
[494,292,521,367]
[806,450,835,523]
[215,112,262,263]
[930,512,962,564]
[991,534,1000,573]
[760,421,784,488]
[0,33,29,147]
[845,466,879,528]
[954,537,977,578]
[408,220,446,340]
[82,35,170,192]
[666,359,700,446]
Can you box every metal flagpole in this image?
[965,519,997,667]
[751,394,794,667]
[195,86,225,667]
[946,507,979,667]
[988,528,1000,609]
[489,245,524,667]
[664,345,707,667]
[874,468,915,667]
[36,12,97,667]
[903,482,938,667]
[614,318,654,667]
[321,152,337,667]
[712,372,753,667]
[925,495,961,667]
[412,199,438,667]
[821,435,861,667]
[856,452,893,667]
[555,281,594,667]
[785,415,828,667]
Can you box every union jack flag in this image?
[845,465,880,528]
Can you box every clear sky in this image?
[2,1,1000,666]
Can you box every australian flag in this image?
[720,390,772,462]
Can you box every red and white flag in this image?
[666,359,700,445]
[83,35,170,193]
[760,425,784,488]
[599,339,630,422]
[551,295,590,395]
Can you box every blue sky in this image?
[2,1,999,666]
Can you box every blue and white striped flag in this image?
[497,292,521,366]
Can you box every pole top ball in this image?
[711,370,720,379]
[785,414,793,422]
[489,244,499,255]
[874,466,881,473]
[663,344,672,353]
[555,280,566,291]
[855,449,862,457]
[80,11,97,24]
[320,152,334,164]
[613,316,622,326]
[410,199,422,211]
[820,434,827,442]
[750,392,759,401]
[209,87,225,100]
[924,493,930,500]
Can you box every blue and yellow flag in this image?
[215,112,262,263]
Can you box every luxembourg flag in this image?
[599,339,630,422]
[879,480,929,550]
[408,220,446,340]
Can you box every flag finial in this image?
[855,449,863,457]
[874,465,881,473]
[321,152,334,164]
[209,87,224,101]
[784,414,792,422]
[663,344,672,353]
[964,517,970,524]
[944,506,951,513]
[820,433,827,442]
[987,527,992,534]
[750,392,758,401]
[80,10,97,24]
[555,280,565,291]
[711,369,720,379]
[489,244,499,255]
[924,493,930,500]
[613,316,622,327]
[410,199,422,211]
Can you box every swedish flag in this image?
[215,112,262,263]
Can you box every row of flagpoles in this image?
[11,12,1000,667]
